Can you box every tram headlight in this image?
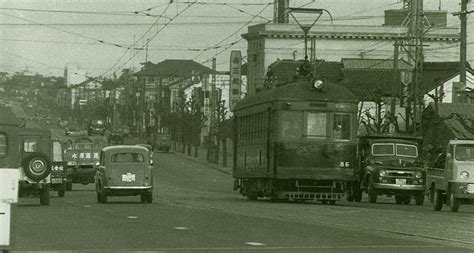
[460,171,470,179]
[312,79,324,90]
[379,170,387,177]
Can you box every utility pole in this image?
[207,58,217,163]
[391,40,399,120]
[454,0,473,102]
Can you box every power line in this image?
[101,3,173,76]
[103,2,195,76]
[196,3,272,63]
[0,12,130,49]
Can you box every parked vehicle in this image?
[150,131,171,153]
[63,135,108,190]
[108,128,125,144]
[51,139,67,197]
[88,119,106,136]
[95,145,153,203]
[357,135,425,205]
[232,78,359,204]
[427,140,474,212]
[0,106,52,205]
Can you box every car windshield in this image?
[455,144,474,161]
[111,152,144,163]
[372,143,418,158]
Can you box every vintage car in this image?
[95,145,153,203]
[149,132,171,153]
[108,128,125,144]
[88,119,106,136]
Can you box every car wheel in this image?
[66,181,73,191]
[100,185,108,203]
[367,177,377,203]
[22,153,51,182]
[246,191,258,201]
[432,187,443,211]
[39,184,50,206]
[402,196,411,205]
[395,195,403,204]
[449,193,460,212]
[146,192,153,203]
[415,193,424,206]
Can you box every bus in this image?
[232,78,359,204]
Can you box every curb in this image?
[170,151,232,175]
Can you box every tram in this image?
[232,77,359,203]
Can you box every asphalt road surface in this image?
[9,151,474,252]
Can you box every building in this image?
[242,7,459,96]
[424,67,474,104]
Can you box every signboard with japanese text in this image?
[229,50,242,111]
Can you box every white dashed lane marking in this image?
[245,242,266,246]
[127,216,138,219]
[173,227,190,230]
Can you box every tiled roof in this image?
[136,59,216,77]
[419,62,472,94]
[342,58,412,70]
[427,103,474,139]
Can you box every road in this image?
[9,151,474,252]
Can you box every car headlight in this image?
[379,170,387,177]
[415,172,422,179]
[460,171,470,179]
[312,79,324,90]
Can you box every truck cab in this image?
[358,135,426,205]
[427,139,474,212]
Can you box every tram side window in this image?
[0,134,6,157]
[333,114,351,140]
[305,112,327,138]
[279,111,302,140]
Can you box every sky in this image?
[0,0,472,78]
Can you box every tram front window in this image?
[306,112,326,138]
[333,114,351,140]
[279,111,302,140]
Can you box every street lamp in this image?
[288,7,333,62]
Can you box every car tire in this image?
[432,187,443,211]
[100,185,108,203]
[66,181,73,191]
[449,193,460,212]
[395,195,403,204]
[402,196,411,205]
[22,153,51,182]
[146,192,153,203]
[415,193,424,206]
[39,184,50,206]
[367,177,377,203]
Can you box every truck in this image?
[64,135,107,190]
[357,134,426,205]
[426,139,474,212]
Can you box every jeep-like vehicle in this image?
[17,128,53,205]
[358,135,426,205]
[427,139,474,212]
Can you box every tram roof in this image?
[235,80,358,110]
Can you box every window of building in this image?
[0,134,6,157]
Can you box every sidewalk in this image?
[170,144,232,175]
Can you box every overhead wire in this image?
[104,2,195,77]
[196,3,273,64]
[101,3,173,76]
